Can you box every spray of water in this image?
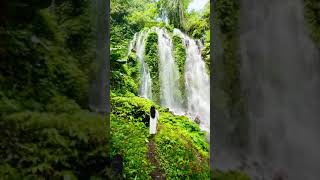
[212,0,320,179]
[174,29,210,133]
[129,30,152,99]
[155,28,184,113]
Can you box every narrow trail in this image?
[147,138,166,180]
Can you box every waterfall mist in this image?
[156,28,184,113]
[214,0,320,179]
[89,0,108,113]
[129,30,153,99]
[174,29,210,134]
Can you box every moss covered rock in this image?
[145,32,160,104]
[172,35,187,107]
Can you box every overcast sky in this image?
[187,0,209,12]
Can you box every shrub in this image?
[0,111,113,179]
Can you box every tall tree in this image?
[157,0,189,29]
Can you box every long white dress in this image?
[149,110,159,135]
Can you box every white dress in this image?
[149,110,159,135]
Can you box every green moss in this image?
[145,32,160,104]
[172,35,187,107]
[304,0,320,46]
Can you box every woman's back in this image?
[149,106,158,135]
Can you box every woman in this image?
[149,106,159,137]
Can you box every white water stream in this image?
[174,29,210,133]
[129,30,152,99]
[156,28,184,114]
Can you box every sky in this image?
[187,0,209,12]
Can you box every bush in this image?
[0,111,113,179]
[45,96,81,113]
[0,92,21,113]
[155,112,209,179]
[111,114,153,179]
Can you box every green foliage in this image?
[111,114,153,179]
[184,2,210,72]
[0,111,114,179]
[111,51,141,96]
[111,96,160,121]
[145,32,161,103]
[172,35,187,106]
[155,112,210,179]
[126,3,160,30]
[304,0,320,46]
[0,92,22,113]
[45,96,81,113]
[110,96,159,179]
[184,7,209,39]
[110,0,161,53]
[203,30,211,73]
[127,51,142,90]
[111,96,210,179]
[157,0,187,29]
[0,0,95,109]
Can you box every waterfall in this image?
[215,0,320,179]
[129,31,152,99]
[128,28,210,134]
[155,28,184,113]
[174,29,210,133]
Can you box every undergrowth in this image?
[110,96,210,179]
[0,110,114,179]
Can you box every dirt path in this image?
[147,138,166,180]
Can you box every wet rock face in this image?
[239,0,320,179]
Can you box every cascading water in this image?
[155,28,184,113]
[174,29,210,133]
[213,0,320,179]
[129,31,152,99]
[128,28,210,135]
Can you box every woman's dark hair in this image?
[150,106,156,118]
